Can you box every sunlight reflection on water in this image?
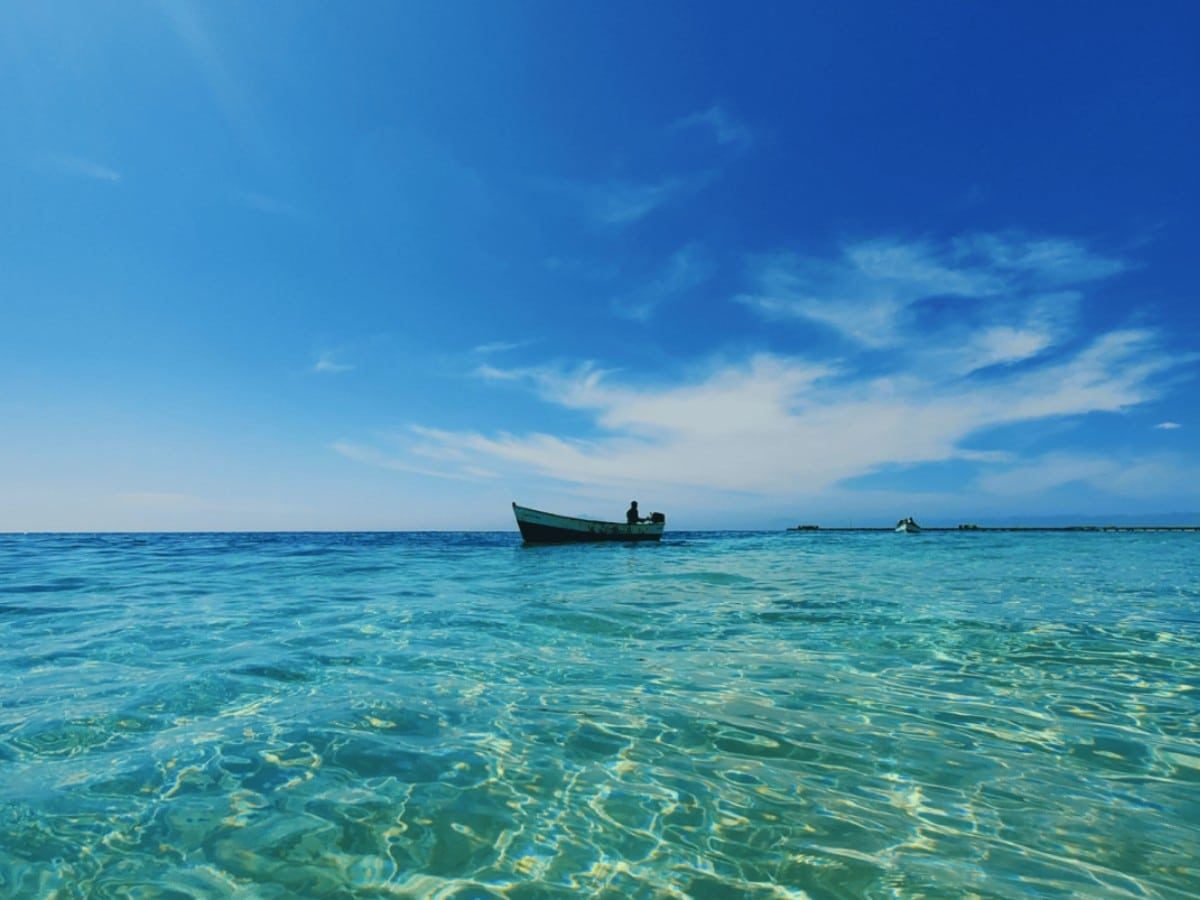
[1,531,1198,896]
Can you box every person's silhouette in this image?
[626,501,643,524]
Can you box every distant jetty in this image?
[786,524,1199,533]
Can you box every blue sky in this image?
[2,1,1198,530]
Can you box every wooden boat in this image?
[512,502,665,544]
[895,517,921,533]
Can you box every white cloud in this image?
[957,325,1055,371]
[336,233,1186,514]
[978,453,1197,498]
[736,234,1125,348]
[1155,421,1181,430]
[612,245,715,320]
[543,172,714,227]
[313,351,352,374]
[596,181,672,225]
[473,340,534,355]
[37,154,121,182]
[342,324,1181,501]
[918,291,1080,376]
[953,234,1127,284]
[736,239,1000,345]
[162,0,269,158]
[596,174,713,225]
[474,363,529,381]
[1104,457,1198,496]
[332,440,489,482]
[672,105,753,148]
[976,455,1114,495]
[996,330,1172,421]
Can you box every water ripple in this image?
[0,531,1197,896]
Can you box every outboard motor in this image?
[649,512,665,524]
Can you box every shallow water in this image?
[1,531,1197,897]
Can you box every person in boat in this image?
[626,501,646,524]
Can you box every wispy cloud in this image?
[474,363,531,381]
[736,234,1125,348]
[595,174,712,225]
[313,351,353,374]
[612,245,715,320]
[932,291,1079,375]
[977,452,1196,497]
[331,440,490,481]
[949,324,1056,373]
[337,233,1185,510]
[544,172,714,227]
[473,339,535,355]
[955,234,1127,285]
[672,105,753,148]
[37,154,121,182]
[737,240,998,346]
[162,0,269,157]
[342,321,1183,499]
[1154,421,1182,430]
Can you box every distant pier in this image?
[787,525,1199,533]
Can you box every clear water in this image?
[1,531,1197,897]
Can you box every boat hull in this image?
[513,503,664,544]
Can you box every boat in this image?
[895,517,921,533]
[512,502,665,544]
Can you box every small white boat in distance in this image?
[895,517,921,533]
[513,502,665,544]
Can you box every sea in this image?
[1,530,1197,898]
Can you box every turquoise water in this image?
[1,531,1198,898]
